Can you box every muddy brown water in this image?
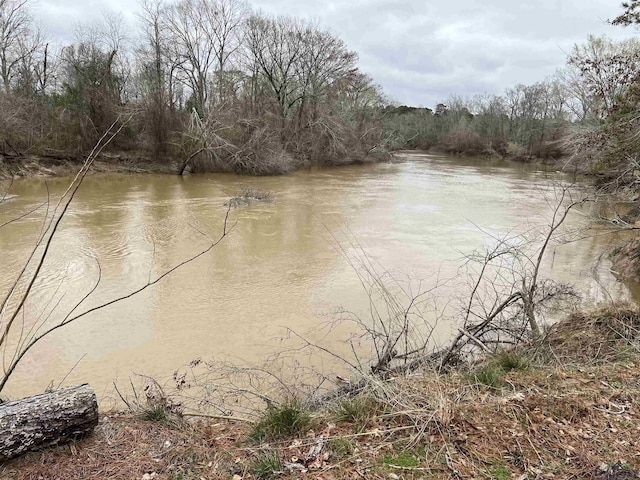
[0,152,637,402]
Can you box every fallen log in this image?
[0,384,98,460]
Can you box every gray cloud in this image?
[305,0,638,107]
[33,0,639,108]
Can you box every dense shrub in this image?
[438,128,488,155]
[530,140,567,160]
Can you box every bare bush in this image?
[530,140,567,160]
[302,115,372,166]
[0,94,51,154]
[226,120,300,175]
[177,111,302,175]
[160,357,327,422]
[438,128,489,156]
[301,186,587,404]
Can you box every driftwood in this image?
[0,384,98,460]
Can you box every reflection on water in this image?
[0,153,636,400]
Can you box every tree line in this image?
[0,0,385,174]
[382,28,640,173]
[2,0,639,175]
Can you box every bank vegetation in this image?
[0,0,385,177]
[3,0,640,180]
[382,32,640,173]
[5,304,640,480]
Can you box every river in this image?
[0,152,636,402]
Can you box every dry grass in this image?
[528,304,640,366]
[2,412,251,479]
[6,307,640,479]
[7,365,640,479]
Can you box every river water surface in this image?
[0,152,636,401]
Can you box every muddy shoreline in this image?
[0,152,178,179]
[0,149,569,180]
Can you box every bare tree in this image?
[293,23,357,128]
[0,0,37,93]
[166,0,213,116]
[137,0,174,155]
[74,12,133,103]
[245,14,304,128]
[164,0,247,116]
[204,0,247,104]
[555,66,595,122]
[568,35,640,118]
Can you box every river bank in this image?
[0,149,390,180]
[0,152,179,179]
[0,147,573,181]
[4,306,640,480]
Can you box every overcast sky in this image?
[32,0,638,108]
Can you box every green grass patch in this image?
[495,351,529,372]
[249,398,312,442]
[329,437,354,459]
[489,462,511,480]
[250,451,283,480]
[382,451,421,468]
[139,404,170,422]
[334,396,379,425]
[472,364,506,389]
[470,352,530,389]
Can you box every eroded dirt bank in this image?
[0,153,177,179]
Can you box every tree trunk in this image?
[0,384,98,460]
[523,296,541,340]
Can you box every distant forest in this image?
[1,0,639,175]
